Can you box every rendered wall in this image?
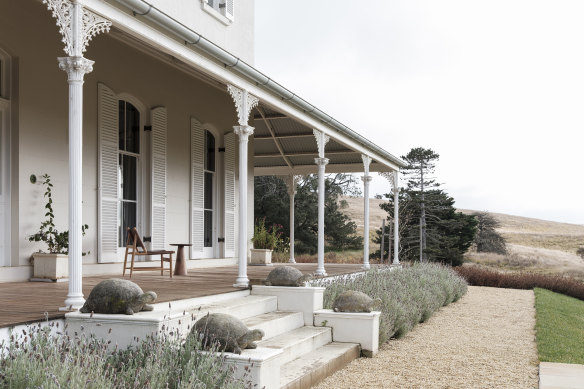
[146,0,255,65]
[0,0,254,274]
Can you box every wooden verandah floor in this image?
[0,263,367,329]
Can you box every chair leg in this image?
[123,247,129,276]
[169,254,173,278]
[160,254,164,276]
[130,251,136,278]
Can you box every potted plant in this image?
[28,174,88,281]
[250,218,281,265]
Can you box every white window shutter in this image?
[98,83,119,262]
[225,0,234,20]
[191,118,205,258]
[151,107,167,251]
[224,132,237,258]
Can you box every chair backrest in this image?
[126,227,147,253]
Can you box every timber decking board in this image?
[0,263,368,328]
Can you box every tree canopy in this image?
[472,212,507,255]
[254,174,363,254]
[374,147,477,266]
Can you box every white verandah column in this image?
[43,0,110,310]
[313,130,329,277]
[361,155,372,270]
[392,171,400,265]
[286,175,298,263]
[228,85,259,287]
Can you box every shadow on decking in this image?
[0,263,368,328]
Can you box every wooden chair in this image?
[123,227,175,278]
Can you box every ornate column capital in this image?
[58,56,94,81]
[361,154,372,175]
[314,157,329,167]
[313,130,330,158]
[233,125,254,140]
[228,85,259,126]
[360,175,373,183]
[43,0,111,56]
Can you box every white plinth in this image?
[314,309,380,357]
[251,285,324,325]
[222,347,283,389]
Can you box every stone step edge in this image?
[243,311,305,340]
[65,292,277,323]
[280,342,361,389]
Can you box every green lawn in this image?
[534,287,584,364]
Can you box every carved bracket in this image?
[362,155,372,176]
[379,171,399,190]
[285,175,300,196]
[43,0,111,56]
[313,130,330,158]
[228,85,259,126]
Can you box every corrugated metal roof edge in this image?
[113,0,406,169]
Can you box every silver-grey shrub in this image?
[0,321,245,388]
[313,263,468,343]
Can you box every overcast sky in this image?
[254,1,584,224]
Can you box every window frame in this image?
[200,0,234,25]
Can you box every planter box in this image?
[31,253,68,281]
[252,285,325,325]
[250,248,272,265]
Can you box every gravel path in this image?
[314,286,539,388]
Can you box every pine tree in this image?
[472,212,507,254]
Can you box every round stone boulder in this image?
[79,278,156,315]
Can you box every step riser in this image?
[199,296,278,320]
[270,328,332,366]
[246,312,304,340]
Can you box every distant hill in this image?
[341,196,584,279]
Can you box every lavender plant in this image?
[0,320,246,388]
[313,263,468,343]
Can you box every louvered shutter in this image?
[98,83,119,262]
[151,107,167,251]
[191,118,205,258]
[225,0,234,20]
[224,132,237,257]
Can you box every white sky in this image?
[254,0,584,224]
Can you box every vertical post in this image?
[392,171,400,265]
[380,219,385,263]
[313,129,329,277]
[361,155,372,270]
[227,85,259,287]
[233,125,253,286]
[286,175,297,263]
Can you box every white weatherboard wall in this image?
[0,2,254,281]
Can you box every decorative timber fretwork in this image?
[43,0,111,56]
[313,129,329,159]
[227,85,259,126]
[362,154,372,176]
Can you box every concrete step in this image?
[257,326,332,366]
[280,342,360,389]
[243,311,304,340]
[196,294,278,321]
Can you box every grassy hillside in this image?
[341,196,584,279]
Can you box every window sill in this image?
[201,3,233,26]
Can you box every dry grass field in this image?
[341,196,584,279]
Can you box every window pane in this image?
[119,201,137,247]
[205,131,215,172]
[204,210,212,247]
[120,155,137,201]
[204,172,213,210]
[125,103,140,153]
[118,101,125,151]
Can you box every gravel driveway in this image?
[314,286,539,388]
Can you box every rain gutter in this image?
[113,0,406,169]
